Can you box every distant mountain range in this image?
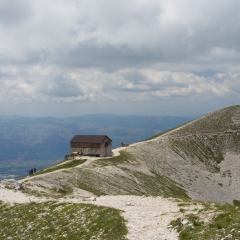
[0,114,194,179]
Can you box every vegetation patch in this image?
[31,159,87,176]
[170,202,240,240]
[0,200,127,240]
[169,134,226,170]
[51,187,74,196]
[233,200,240,206]
[96,151,136,166]
[130,171,190,200]
[65,165,191,199]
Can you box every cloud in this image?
[38,76,83,98]
[60,43,164,72]
[0,0,32,26]
[0,0,240,116]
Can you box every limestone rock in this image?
[181,219,189,226]
[89,197,96,201]
[0,179,24,190]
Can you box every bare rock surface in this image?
[0,179,24,190]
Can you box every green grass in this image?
[169,105,240,136]
[170,202,240,240]
[95,151,136,166]
[130,171,190,199]
[67,164,190,200]
[0,200,128,240]
[233,200,240,206]
[57,151,191,199]
[169,133,228,169]
[30,159,87,177]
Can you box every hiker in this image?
[34,168,36,173]
[29,169,31,175]
[30,169,33,175]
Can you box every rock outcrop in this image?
[0,179,24,190]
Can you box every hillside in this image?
[2,106,240,239]
[21,105,240,204]
[128,105,240,204]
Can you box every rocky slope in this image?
[129,105,240,204]
[22,105,240,204]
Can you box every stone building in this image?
[70,135,112,157]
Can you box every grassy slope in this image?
[172,200,240,240]
[145,105,240,167]
[0,200,127,240]
[23,151,189,199]
[166,106,240,169]
[147,105,240,165]
[33,159,87,176]
[126,106,240,204]
[168,105,240,135]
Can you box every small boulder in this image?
[27,225,32,231]
[223,234,233,240]
[181,219,189,226]
[89,197,96,201]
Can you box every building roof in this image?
[70,135,112,143]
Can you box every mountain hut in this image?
[70,135,112,157]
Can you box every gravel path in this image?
[0,188,181,240]
[83,195,180,240]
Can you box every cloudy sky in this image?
[0,0,239,117]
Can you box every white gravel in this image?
[0,187,181,240]
[84,195,180,240]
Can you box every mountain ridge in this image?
[21,105,240,204]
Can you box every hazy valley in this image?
[0,114,193,179]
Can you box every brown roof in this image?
[70,135,112,143]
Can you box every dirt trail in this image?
[19,146,128,183]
